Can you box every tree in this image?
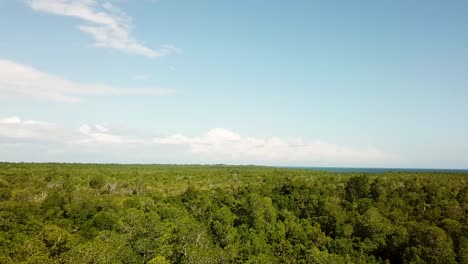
[89,175,105,189]
[345,174,371,202]
[458,236,468,264]
[148,255,170,264]
[40,225,76,257]
[63,231,141,264]
[403,226,457,264]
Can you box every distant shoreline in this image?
[1,161,467,173]
[281,166,468,174]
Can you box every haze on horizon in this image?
[1,0,467,169]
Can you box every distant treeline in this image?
[0,163,467,263]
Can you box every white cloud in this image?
[0,116,61,142]
[26,0,180,58]
[0,59,173,102]
[153,128,395,166]
[78,124,123,144]
[132,74,150,81]
[0,117,152,163]
[0,116,135,146]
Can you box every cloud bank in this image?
[0,116,60,142]
[0,116,395,166]
[0,59,173,102]
[0,116,123,145]
[153,128,393,165]
[26,0,180,58]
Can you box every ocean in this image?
[283,167,468,174]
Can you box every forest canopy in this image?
[0,163,467,263]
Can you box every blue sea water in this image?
[283,167,468,174]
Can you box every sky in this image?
[0,0,467,168]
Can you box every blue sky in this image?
[0,0,467,168]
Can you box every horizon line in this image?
[1,161,467,171]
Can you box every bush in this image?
[89,175,105,189]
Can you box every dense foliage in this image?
[0,163,467,263]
